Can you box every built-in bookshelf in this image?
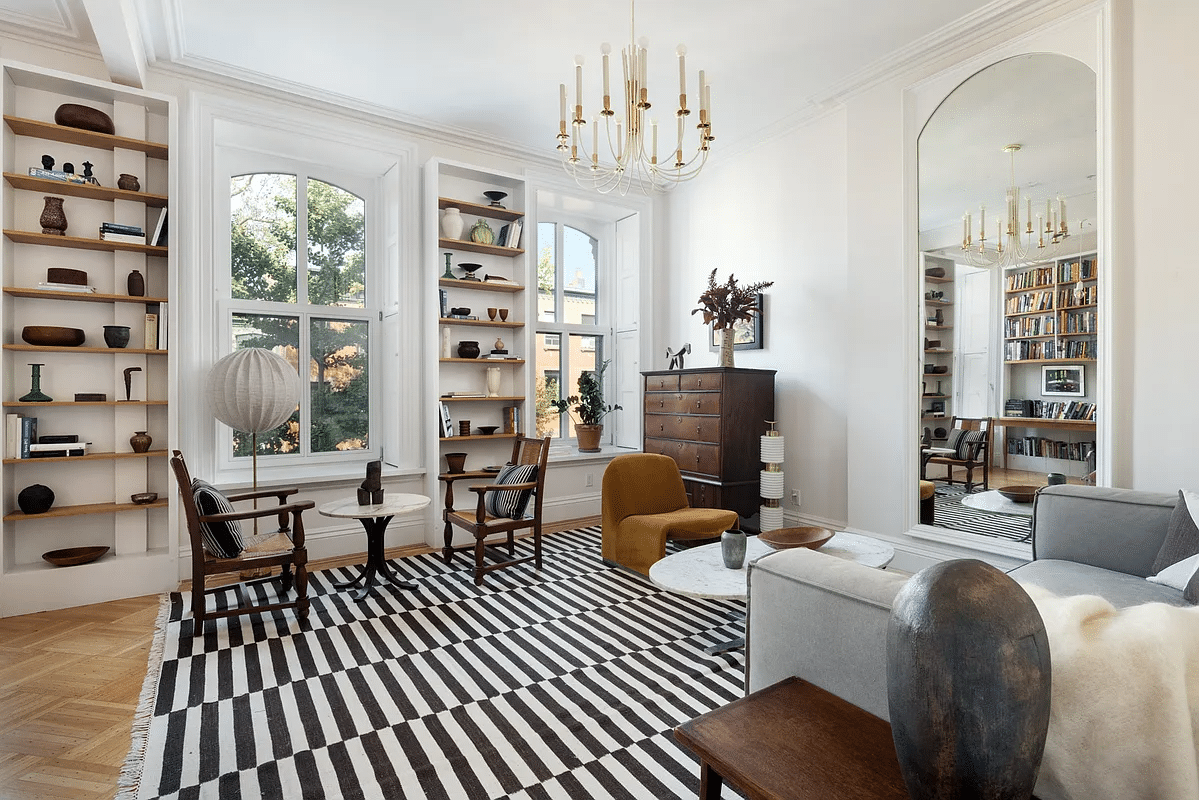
[920,253,955,441]
[0,61,176,615]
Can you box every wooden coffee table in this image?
[674,676,908,800]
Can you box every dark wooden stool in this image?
[674,676,908,800]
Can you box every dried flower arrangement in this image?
[691,269,774,330]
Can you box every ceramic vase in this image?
[486,366,501,397]
[719,327,735,368]
[19,363,52,403]
[721,529,747,569]
[103,325,130,348]
[129,431,152,453]
[117,174,140,192]
[470,218,495,245]
[457,340,480,359]
[40,196,67,235]
[17,484,54,514]
[441,208,464,239]
[441,328,452,359]
[127,269,145,297]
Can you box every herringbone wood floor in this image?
[0,518,597,800]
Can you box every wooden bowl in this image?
[477,425,499,435]
[46,267,88,285]
[130,492,158,505]
[54,103,115,135]
[42,546,109,566]
[997,485,1039,504]
[22,325,85,346]
[759,526,836,550]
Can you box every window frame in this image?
[536,216,615,444]
[214,152,382,475]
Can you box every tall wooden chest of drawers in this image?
[642,367,776,521]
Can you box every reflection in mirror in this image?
[917,54,1097,542]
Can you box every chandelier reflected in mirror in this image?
[556,0,713,195]
[961,144,1069,269]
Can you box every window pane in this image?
[310,318,369,452]
[538,221,556,323]
[563,226,597,323]
[230,174,297,303]
[231,313,300,456]
[564,334,601,439]
[535,337,562,439]
[307,180,366,308]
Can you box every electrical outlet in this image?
[585,473,594,488]
[791,489,801,506]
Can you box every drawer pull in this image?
[695,400,701,409]
[697,377,702,387]
[659,398,664,408]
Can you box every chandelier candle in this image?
[556,0,714,194]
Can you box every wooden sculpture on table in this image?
[358,459,383,505]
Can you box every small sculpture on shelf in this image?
[62,162,74,174]
[123,366,142,401]
[41,154,54,169]
[442,252,454,279]
[17,484,54,515]
[357,459,383,505]
[19,363,52,403]
[81,161,99,186]
[667,343,691,370]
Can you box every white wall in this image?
[660,0,1199,568]
[663,111,849,528]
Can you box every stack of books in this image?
[36,280,95,293]
[496,221,523,249]
[501,405,521,435]
[28,167,88,185]
[5,414,36,459]
[99,222,145,244]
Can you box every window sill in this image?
[547,444,640,466]
[211,461,424,492]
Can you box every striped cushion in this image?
[191,479,244,558]
[485,463,538,520]
[954,429,986,460]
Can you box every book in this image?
[439,289,448,318]
[150,208,168,247]
[5,413,22,459]
[144,312,159,349]
[19,417,37,459]
[28,167,87,184]
[501,406,518,435]
[439,402,454,437]
[505,221,522,249]
[36,281,95,293]
[99,231,146,244]
[29,442,90,457]
[101,222,145,235]
[496,223,511,247]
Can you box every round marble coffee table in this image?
[649,532,895,654]
[960,490,1035,517]
[318,493,431,601]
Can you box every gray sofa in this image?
[745,484,1188,719]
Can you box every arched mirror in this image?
[917,53,1097,542]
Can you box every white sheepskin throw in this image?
[1022,585,1199,800]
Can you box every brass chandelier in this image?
[961,144,1070,269]
[556,0,713,195]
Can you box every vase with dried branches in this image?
[691,269,774,367]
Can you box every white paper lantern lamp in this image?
[760,420,785,532]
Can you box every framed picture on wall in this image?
[709,293,765,351]
[1042,365,1085,397]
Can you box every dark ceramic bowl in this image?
[477,425,499,436]
[997,485,1039,503]
[102,325,130,348]
[759,526,836,550]
[54,104,115,134]
[43,546,109,566]
[130,492,158,505]
[450,307,471,316]
[22,326,85,346]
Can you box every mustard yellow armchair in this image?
[601,453,739,575]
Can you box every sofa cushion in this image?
[1147,552,1199,602]
[1151,490,1199,582]
[1010,559,1189,608]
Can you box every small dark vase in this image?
[40,196,67,235]
[127,269,145,297]
[887,559,1050,800]
[117,174,140,192]
[721,529,747,569]
[17,484,55,515]
[129,431,152,453]
[457,340,480,359]
[103,325,130,348]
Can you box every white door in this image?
[956,265,993,418]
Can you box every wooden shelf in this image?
[4,115,168,159]
[1005,284,1055,295]
[439,434,518,442]
[438,237,524,258]
[440,357,525,364]
[4,344,166,354]
[1004,358,1097,365]
[924,349,952,354]
[922,372,952,377]
[4,229,167,256]
[922,394,951,400]
[3,172,168,207]
[924,276,953,284]
[4,286,166,304]
[998,416,1096,432]
[438,197,523,222]
[925,324,952,330]
[1004,334,1056,341]
[3,498,167,522]
[440,395,524,403]
[439,317,523,329]
[438,277,523,293]
[1006,308,1055,319]
[1058,302,1097,311]
[924,299,953,306]
[3,400,167,407]
[438,469,502,481]
[3,449,167,465]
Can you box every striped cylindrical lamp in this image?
[760,421,785,531]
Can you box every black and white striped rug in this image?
[120,528,748,799]
[932,484,1031,542]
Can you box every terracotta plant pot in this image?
[576,424,603,453]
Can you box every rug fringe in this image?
[116,592,172,800]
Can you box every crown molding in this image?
[0,1,100,57]
[719,0,1088,160]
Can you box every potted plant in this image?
[692,269,774,367]
[550,360,622,452]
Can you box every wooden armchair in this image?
[921,417,993,493]
[170,450,313,636]
[441,436,551,585]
